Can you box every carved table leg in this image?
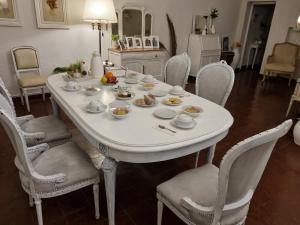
[50,96,60,118]
[206,144,216,164]
[102,157,117,225]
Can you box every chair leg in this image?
[41,87,45,101]
[19,88,24,105]
[286,99,294,117]
[34,198,43,225]
[93,184,100,219]
[206,144,216,164]
[157,200,164,225]
[24,90,30,112]
[194,151,200,168]
[29,195,34,207]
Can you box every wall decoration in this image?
[0,0,22,26]
[125,37,134,49]
[34,0,68,29]
[151,36,160,48]
[143,36,153,49]
[133,37,142,48]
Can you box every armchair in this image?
[263,42,299,86]
[0,108,101,225]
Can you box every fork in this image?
[158,125,176,133]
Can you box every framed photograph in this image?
[34,0,68,29]
[133,37,143,48]
[118,40,126,51]
[143,37,153,49]
[0,0,22,26]
[222,36,229,51]
[151,36,160,48]
[125,37,134,49]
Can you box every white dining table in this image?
[47,73,233,225]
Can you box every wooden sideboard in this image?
[108,48,169,81]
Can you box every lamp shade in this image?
[83,0,117,23]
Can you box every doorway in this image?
[239,2,276,71]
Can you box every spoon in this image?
[158,125,176,133]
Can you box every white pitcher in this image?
[90,51,104,78]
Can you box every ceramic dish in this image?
[134,98,158,107]
[109,101,131,119]
[182,105,203,117]
[153,108,177,119]
[149,89,168,97]
[163,97,183,106]
[83,87,101,96]
[116,92,135,100]
[83,105,107,113]
[171,119,197,129]
[62,86,80,92]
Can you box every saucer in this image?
[62,86,80,92]
[83,104,107,113]
[150,89,168,97]
[153,108,177,119]
[171,119,196,129]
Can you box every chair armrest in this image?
[223,189,253,212]
[181,197,214,215]
[32,171,66,184]
[17,115,34,125]
[22,131,46,145]
[267,55,274,64]
[27,143,49,160]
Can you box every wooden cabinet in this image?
[188,34,221,77]
[108,49,168,81]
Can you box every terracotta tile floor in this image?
[1,70,300,225]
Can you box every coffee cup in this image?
[174,114,193,127]
[171,85,184,94]
[87,100,105,111]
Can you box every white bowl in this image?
[143,83,155,91]
[182,105,202,117]
[150,89,168,97]
[109,101,131,119]
[169,85,185,95]
[84,86,101,96]
[142,75,155,83]
[174,114,193,127]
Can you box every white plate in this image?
[116,92,135,100]
[169,90,186,96]
[125,78,139,84]
[83,105,107,114]
[171,119,196,129]
[163,98,183,106]
[153,108,177,119]
[150,89,168,97]
[62,86,80,92]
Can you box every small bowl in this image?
[109,101,131,119]
[182,105,202,117]
[143,83,155,91]
[84,86,101,96]
[174,114,193,127]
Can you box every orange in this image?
[105,72,114,79]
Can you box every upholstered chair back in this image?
[0,108,33,179]
[0,78,16,117]
[212,120,292,224]
[196,61,235,107]
[272,43,299,65]
[165,53,191,89]
[12,47,39,70]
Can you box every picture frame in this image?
[125,37,134,49]
[143,36,153,49]
[34,0,68,29]
[151,35,160,48]
[118,40,126,51]
[222,36,229,51]
[133,37,143,48]
[0,0,22,27]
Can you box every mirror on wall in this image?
[145,13,152,36]
[192,15,209,34]
[122,9,143,36]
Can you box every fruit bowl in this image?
[101,71,118,85]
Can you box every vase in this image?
[90,51,104,78]
[293,120,300,146]
[211,24,216,34]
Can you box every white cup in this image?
[175,114,193,127]
[143,75,154,83]
[87,100,105,111]
[171,85,184,94]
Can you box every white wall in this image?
[0,0,242,96]
[0,0,98,96]
[234,0,300,75]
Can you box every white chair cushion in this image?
[20,142,99,195]
[157,164,248,225]
[21,116,71,146]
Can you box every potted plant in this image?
[112,35,120,49]
[210,8,219,34]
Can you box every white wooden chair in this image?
[0,78,71,146]
[0,108,101,225]
[286,78,300,117]
[157,120,292,225]
[11,46,47,112]
[195,60,235,167]
[164,53,191,89]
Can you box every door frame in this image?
[239,1,276,68]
